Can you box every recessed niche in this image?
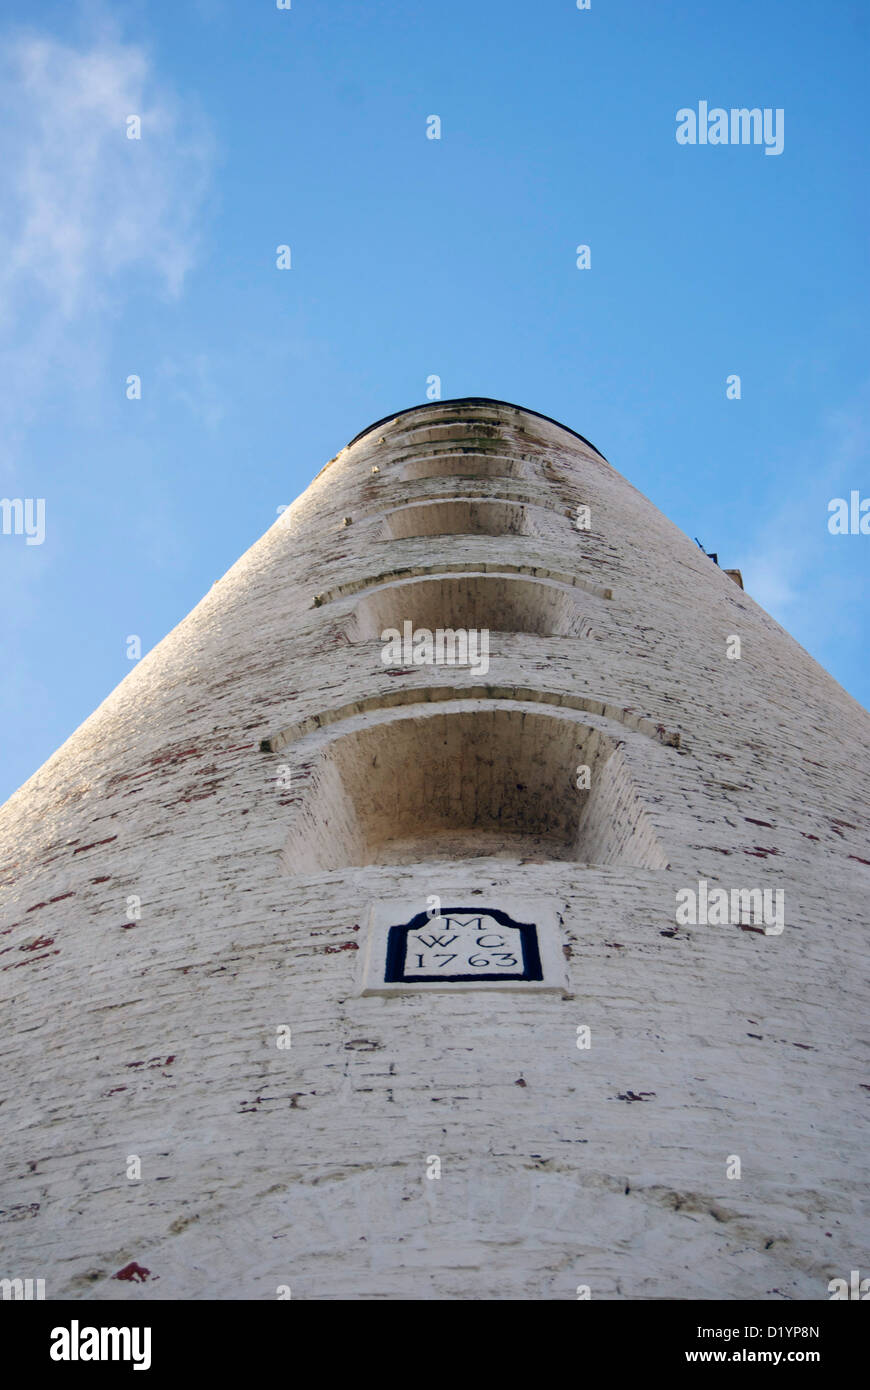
[399,454,530,483]
[381,499,535,540]
[345,573,592,642]
[395,421,503,446]
[280,706,668,873]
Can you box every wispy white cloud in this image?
[738,382,870,650]
[156,353,226,434]
[0,23,213,461]
[0,20,215,801]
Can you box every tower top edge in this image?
[343,397,610,461]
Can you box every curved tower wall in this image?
[1,399,867,1300]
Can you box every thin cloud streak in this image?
[0,25,214,457]
[739,384,870,656]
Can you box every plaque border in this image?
[356,898,569,995]
[384,907,543,983]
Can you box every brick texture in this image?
[0,398,867,1300]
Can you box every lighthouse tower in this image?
[1,399,867,1300]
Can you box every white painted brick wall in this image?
[0,399,867,1300]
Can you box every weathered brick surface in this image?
[0,398,867,1300]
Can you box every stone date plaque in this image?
[386,908,541,982]
[357,898,568,995]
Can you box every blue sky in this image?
[0,0,867,804]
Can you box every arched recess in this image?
[344,572,593,642]
[380,499,543,540]
[391,419,504,447]
[277,701,669,873]
[399,453,532,483]
[311,562,613,608]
